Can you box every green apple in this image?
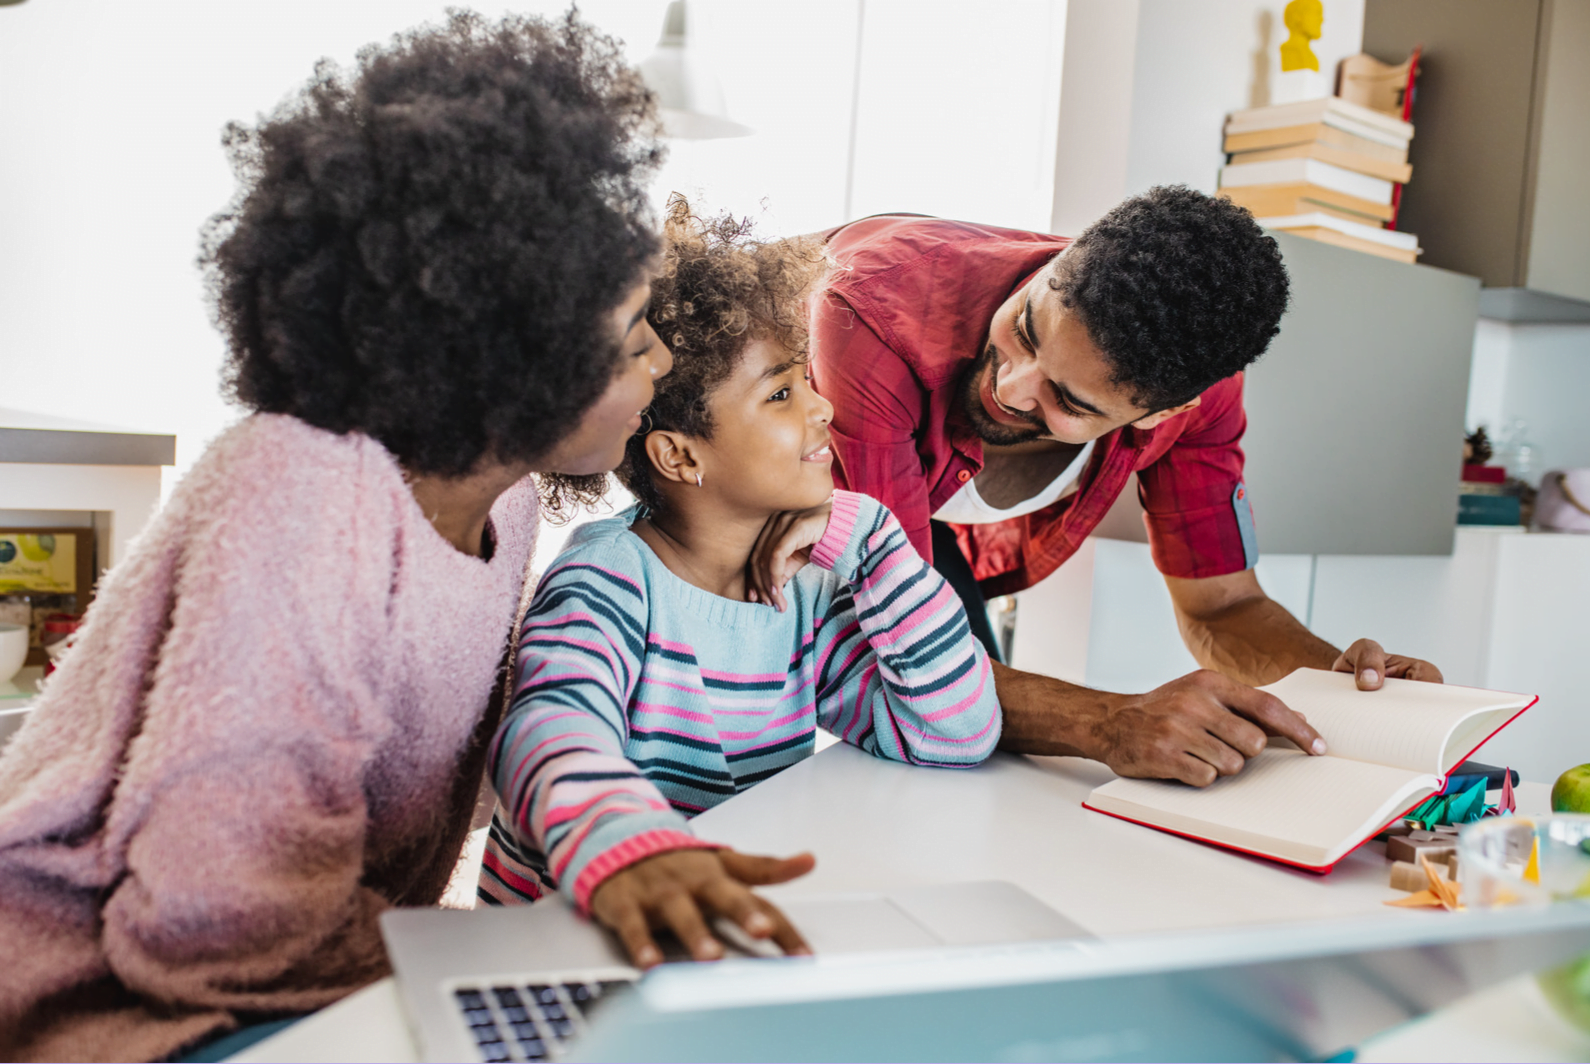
[1541,955,1590,1033]
[1553,764,1590,813]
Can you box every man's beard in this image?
[958,343,1048,446]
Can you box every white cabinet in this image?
[1011,528,1590,783]
[0,408,173,571]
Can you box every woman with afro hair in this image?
[0,12,671,1061]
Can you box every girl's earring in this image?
[694,472,703,487]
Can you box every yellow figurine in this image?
[1280,0,1324,73]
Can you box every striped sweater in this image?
[478,490,1000,910]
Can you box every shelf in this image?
[1478,288,1590,324]
[0,408,174,466]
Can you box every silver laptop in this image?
[569,903,1590,1062]
[380,880,1088,1063]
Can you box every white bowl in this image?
[0,624,28,684]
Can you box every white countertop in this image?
[240,745,1590,1062]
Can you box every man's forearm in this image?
[1175,595,1338,687]
[992,661,1104,756]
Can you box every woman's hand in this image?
[744,498,834,611]
[588,848,816,968]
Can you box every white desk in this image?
[240,747,1589,1062]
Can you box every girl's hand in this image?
[745,498,834,611]
[588,848,816,968]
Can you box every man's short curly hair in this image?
[613,197,827,515]
[1052,185,1290,411]
[200,10,662,494]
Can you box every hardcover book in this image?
[1084,669,1535,872]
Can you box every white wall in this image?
[2,0,1071,535]
[0,0,669,499]
[1049,0,1364,232]
[846,0,1067,232]
[1467,320,1590,479]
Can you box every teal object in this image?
[1449,780,1489,823]
[1407,794,1449,829]
[173,1016,302,1062]
[1406,781,1493,829]
[1458,494,1521,525]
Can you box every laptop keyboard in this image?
[453,978,634,1061]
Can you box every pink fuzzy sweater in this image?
[0,414,539,1063]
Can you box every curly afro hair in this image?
[200,9,663,492]
[613,196,827,516]
[1052,185,1290,411]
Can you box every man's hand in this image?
[996,667,1327,787]
[744,498,833,611]
[588,848,815,968]
[1332,638,1444,690]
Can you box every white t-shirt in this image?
[932,440,1096,524]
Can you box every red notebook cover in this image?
[1080,692,1538,874]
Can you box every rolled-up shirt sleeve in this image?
[1137,374,1253,579]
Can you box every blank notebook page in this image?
[1090,745,1427,859]
[1260,671,1527,776]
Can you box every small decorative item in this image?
[1384,854,1462,910]
[40,615,81,677]
[0,528,95,667]
[0,624,27,685]
[1338,50,1421,119]
[0,533,78,595]
[1535,471,1590,534]
[1279,0,1324,72]
[1273,0,1327,104]
[1464,426,1494,466]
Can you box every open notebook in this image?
[1082,669,1536,872]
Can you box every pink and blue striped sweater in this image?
[478,490,1001,910]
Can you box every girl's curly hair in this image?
[612,196,828,516]
[199,10,663,513]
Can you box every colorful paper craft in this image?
[1447,780,1489,824]
[1384,855,1463,910]
[1408,768,1513,827]
[1495,772,1516,816]
[1406,794,1447,829]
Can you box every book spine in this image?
[1277,227,1419,263]
[1458,495,1522,524]
[1225,112,1411,149]
[1219,185,1396,224]
[1227,144,1412,184]
[1220,159,1393,203]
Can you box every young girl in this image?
[479,202,1001,966]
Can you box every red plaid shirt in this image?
[811,215,1255,597]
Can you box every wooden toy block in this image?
[1387,834,1458,865]
[1391,859,1450,891]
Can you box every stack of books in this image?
[1458,464,1521,526]
[1219,97,1420,264]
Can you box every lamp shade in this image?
[638,1,751,140]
